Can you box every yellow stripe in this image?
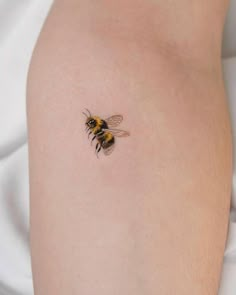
[92,116,103,133]
[104,132,113,141]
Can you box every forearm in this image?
[27,1,232,294]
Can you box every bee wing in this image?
[105,115,123,128]
[103,144,115,156]
[104,129,130,137]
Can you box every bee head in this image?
[83,109,96,128]
[86,117,97,128]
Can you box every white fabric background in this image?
[0,0,235,294]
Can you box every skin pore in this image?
[27,0,232,294]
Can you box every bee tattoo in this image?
[83,109,130,156]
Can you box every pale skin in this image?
[27,0,232,294]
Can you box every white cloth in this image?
[0,1,53,294]
[0,1,236,294]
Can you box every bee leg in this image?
[97,146,102,154]
[91,135,96,146]
[88,131,92,139]
[95,142,101,158]
[95,142,99,152]
[95,143,99,158]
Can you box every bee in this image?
[83,109,130,156]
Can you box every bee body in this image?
[83,109,130,156]
[89,116,108,134]
[96,130,115,154]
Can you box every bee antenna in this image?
[82,112,88,118]
[85,108,91,117]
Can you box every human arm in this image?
[27,1,232,294]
